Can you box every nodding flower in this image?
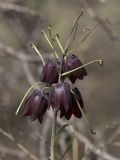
[22,89,48,123]
[48,82,71,112]
[60,87,85,120]
[48,82,85,120]
[41,59,59,85]
[62,54,87,83]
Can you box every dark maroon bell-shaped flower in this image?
[22,89,48,123]
[41,59,59,85]
[63,54,87,83]
[60,87,84,120]
[48,82,72,112]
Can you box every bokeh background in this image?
[0,0,120,159]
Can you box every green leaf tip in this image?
[31,44,45,65]
[48,25,52,30]
[55,34,64,54]
[54,124,69,143]
[61,59,103,77]
[15,81,44,116]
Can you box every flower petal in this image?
[30,94,42,121]
[63,54,87,83]
[73,87,84,109]
[41,59,59,84]
[49,83,71,112]
[22,89,40,117]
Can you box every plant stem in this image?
[50,51,65,160]
[55,35,64,54]
[50,111,57,160]
[42,31,59,59]
[31,44,45,65]
[61,59,103,76]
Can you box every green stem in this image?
[66,24,98,55]
[71,90,96,135]
[61,60,103,76]
[55,35,65,54]
[50,111,57,160]
[64,9,84,53]
[31,44,45,65]
[76,100,96,135]
[66,29,90,55]
[42,31,59,59]
[50,52,63,159]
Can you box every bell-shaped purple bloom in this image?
[60,87,84,120]
[63,54,87,83]
[22,89,48,123]
[48,82,72,112]
[41,59,59,85]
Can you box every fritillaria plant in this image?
[16,10,103,160]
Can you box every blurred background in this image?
[0,0,120,159]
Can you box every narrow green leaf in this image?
[31,44,45,65]
[41,30,59,59]
[71,89,96,135]
[55,34,65,54]
[59,125,74,160]
[15,81,46,116]
[61,59,103,77]
[54,124,69,143]
[54,124,75,160]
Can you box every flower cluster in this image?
[22,53,87,123]
[16,25,102,125]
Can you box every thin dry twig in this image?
[107,127,120,144]
[22,61,36,85]
[72,123,79,160]
[39,116,52,160]
[79,0,118,40]
[0,2,40,16]
[0,42,41,62]
[65,9,84,52]
[0,128,39,160]
[48,111,120,160]
[0,128,14,141]
[59,133,70,160]
[0,144,25,159]
[95,119,120,146]
[17,144,39,160]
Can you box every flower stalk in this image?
[61,59,103,77]
[50,111,57,160]
[55,34,65,54]
[42,30,59,59]
[64,9,84,53]
[31,44,45,65]
[50,54,64,159]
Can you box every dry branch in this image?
[16,50,120,160]
[0,144,25,159]
[0,42,41,62]
[80,0,118,40]
[0,128,39,160]
[0,2,40,16]
[48,111,120,160]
